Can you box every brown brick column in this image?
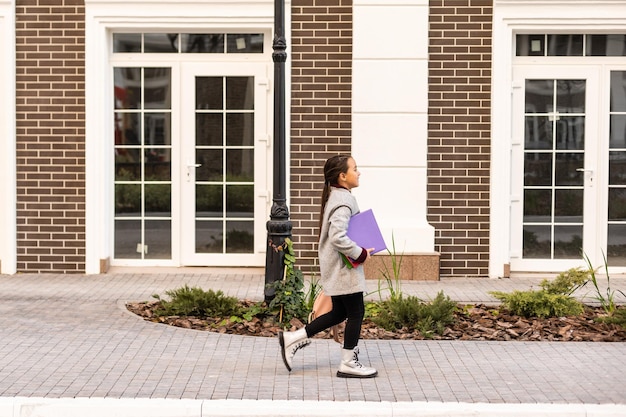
[428,0,492,277]
[290,0,353,272]
[15,0,86,273]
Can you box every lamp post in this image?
[265,0,291,302]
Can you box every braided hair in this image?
[318,155,352,235]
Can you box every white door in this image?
[180,62,271,266]
[510,65,602,272]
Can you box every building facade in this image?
[0,0,625,279]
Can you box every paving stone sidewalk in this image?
[0,270,624,416]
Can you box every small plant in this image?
[372,291,456,338]
[266,238,309,325]
[489,267,588,319]
[367,232,404,302]
[153,285,241,318]
[583,252,626,317]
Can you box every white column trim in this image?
[0,0,16,274]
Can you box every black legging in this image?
[304,292,364,350]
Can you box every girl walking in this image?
[278,155,377,378]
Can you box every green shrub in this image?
[153,285,241,318]
[373,291,456,337]
[490,290,584,318]
[540,267,589,295]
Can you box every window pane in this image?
[525,116,552,150]
[608,188,626,221]
[523,225,551,258]
[226,34,264,53]
[115,184,141,216]
[225,221,254,253]
[524,153,552,186]
[554,226,582,258]
[196,113,223,146]
[516,34,544,56]
[115,220,142,259]
[226,113,254,146]
[144,113,170,146]
[196,149,223,181]
[555,116,584,150]
[607,224,626,266]
[524,189,551,222]
[226,185,253,217]
[609,152,626,185]
[587,35,626,56]
[144,33,178,53]
[144,148,171,181]
[610,115,626,149]
[196,220,223,253]
[144,68,171,109]
[554,189,583,222]
[115,113,140,146]
[556,80,585,113]
[145,184,171,216]
[113,33,141,53]
[114,68,141,109]
[547,34,583,56]
[196,77,223,110]
[145,220,171,259]
[525,80,553,113]
[181,34,224,53]
[196,185,223,217]
[226,149,254,181]
[115,148,140,181]
[555,153,584,186]
[226,77,254,110]
[610,71,626,112]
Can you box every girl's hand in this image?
[365,248,374,261]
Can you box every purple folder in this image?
[347,209,387,255]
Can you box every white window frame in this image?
[0,0,16,274]
[491,0,626,277]
[84,0,285,273]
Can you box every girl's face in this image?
[338,157,360,190]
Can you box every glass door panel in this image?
[608,71,626,266]
[181,63,268,266]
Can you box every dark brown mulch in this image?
[126,301,626,342]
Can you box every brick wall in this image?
[15,0,86,273]
[428,0,492,277]
[290,0,353,272]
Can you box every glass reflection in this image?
[196,113,223,146]
[555,153,584,186]
[524,153,552,186]
[523,225,551,258]
[226,113,254,146]
[196,185,223,217]
[113,33,141,53]
[587,35,626,57]
[525,116,552,150]
[556,80,585,113]
[196,220,223,253]
[145,184,171,216]
[609,152,626,185]
[226,34,264,53]
[115,184,141,216]
[525,80,553,113]
[555,116,584,150]
[196,149,223,181]
[114,68,141,110]
[608,188,626,221]
[144,148,171,181]
[607,224,626,266]
[196,77,223,110]
[554,189,583,222]
[182,34,224,53]
[145,220,172,259]
[225,221,254,253]
[144,113,170,146]
[547,35,583,56]
[144,68,171,109]
[144,33,178,53]
[226,149,254,181]
[554,226,582,258]
[610,115,626,149]
[226,185,253,217]
[523,189,551,222]
[115,113,140,146]
[610,71,626,112]
[226,77,254,110]
[115,220,141,259]
[115,148,140,181]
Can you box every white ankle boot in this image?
[278,328,311,371]
[337,347,377,378]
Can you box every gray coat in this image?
[318,187,367,296]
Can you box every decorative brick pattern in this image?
[290,0,353,272]
[428,0,492,277]
[15,0,86,273]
